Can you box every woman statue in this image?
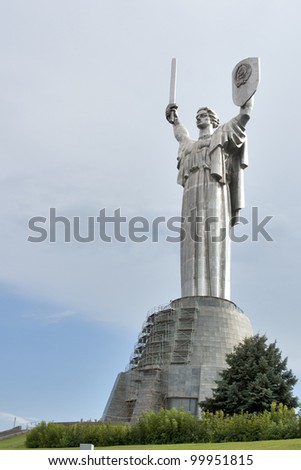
[166,97,254,300]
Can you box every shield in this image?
[232,57,260,106]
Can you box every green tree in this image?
[200,334,298,414]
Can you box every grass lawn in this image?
[1,434,301,450]
[98,439,301,450]
[0,434,28,450]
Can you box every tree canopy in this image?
[200,334,299,414]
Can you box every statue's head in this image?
[196,107,219,129]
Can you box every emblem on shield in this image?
[232,57,260,106]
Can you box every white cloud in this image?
[23,309,77,324]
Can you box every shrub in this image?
[26,421,66,448]
[25,405,300,448]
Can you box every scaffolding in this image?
[127,313,155,369]
[127,303,174,370]
[104,302,199,422]
[127,303,197,368]
[109,303,174,421]
[171,307,196,364]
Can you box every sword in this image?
[169,58,177,124]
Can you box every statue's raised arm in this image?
[238,95,254,127]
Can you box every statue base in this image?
[102,296,253,422]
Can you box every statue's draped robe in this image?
[175,117,248,299]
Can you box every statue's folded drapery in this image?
[175,116,248,299]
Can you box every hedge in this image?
[26,403,301,448]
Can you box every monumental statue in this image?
[166,58,260,300]
[102,58,259,421]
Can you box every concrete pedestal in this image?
[102,296,253,422]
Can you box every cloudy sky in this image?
[1,0,301,431]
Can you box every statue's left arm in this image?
[237,96,254,127]
[226,96,254,224]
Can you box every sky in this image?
[0,0,301,432]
